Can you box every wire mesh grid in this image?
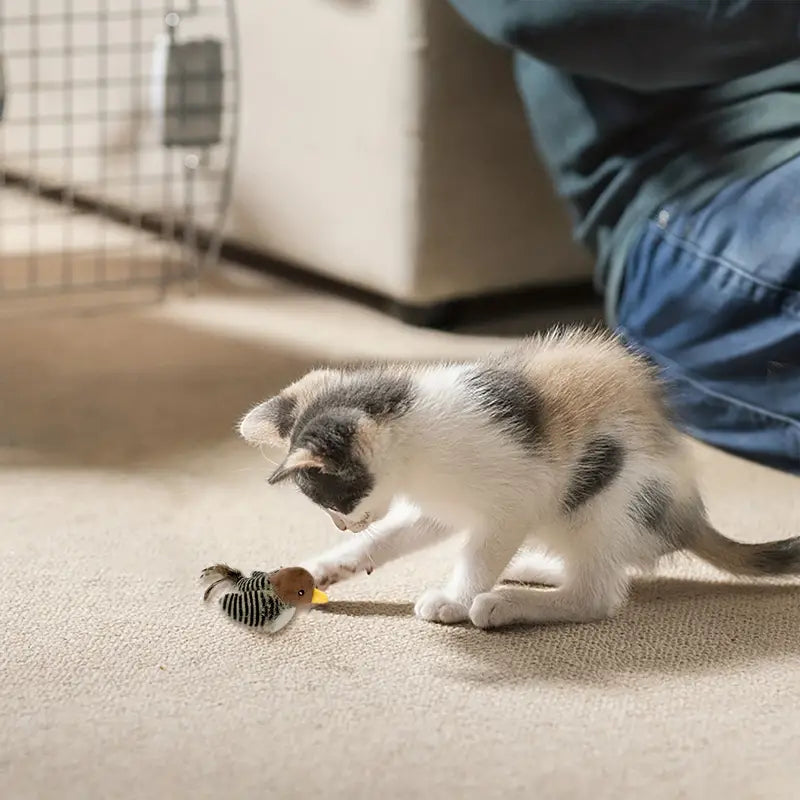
[0,0,239,305]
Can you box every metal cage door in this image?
[0,0,239,309]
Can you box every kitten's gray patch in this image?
[462,366,544,452]
[292,372,414,444]
[563,435,624,513]
[294,465,373,516]
[272,394,297,439]
[629,482,704,549]
[284,371,410,514]
[292,410,374,515]
[628,479,671,531]
[294,410,358,468]
[348,371,416,419]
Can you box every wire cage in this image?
[0,0,239,310]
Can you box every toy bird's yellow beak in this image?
[311,588,329,605]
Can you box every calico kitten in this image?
[238,327,800,629]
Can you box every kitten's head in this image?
[239,368,413,532]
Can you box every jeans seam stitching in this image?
[619,325,800,433]
[648,221,800,298]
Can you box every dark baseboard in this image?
[220,237,599,331]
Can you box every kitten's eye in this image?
[298,589,305,597]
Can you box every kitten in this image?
[238,327,800,629]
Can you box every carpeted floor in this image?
[3,269,800,800]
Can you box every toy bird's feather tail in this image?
[200,563,245,601]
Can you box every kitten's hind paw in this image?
[414,589,469,625]
[469,591,515,629]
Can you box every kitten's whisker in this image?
[257,444,280,468]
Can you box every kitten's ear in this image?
[267,448,326,485]
[239,393,298,447]
[239,369,336,447]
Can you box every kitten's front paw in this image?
[470,591,516,630]
[414,589,469,625]
[300,554,371,591]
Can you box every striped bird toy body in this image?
[201,564,328,633]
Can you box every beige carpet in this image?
[3,269,800,800]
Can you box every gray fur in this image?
[693,521,800,576]
[292,410,374,515]
[291,371,415,445]
[272,394,298,439]
[266,370,413,514]
[749,539,800,574]
[628,479,672,531]
[462,366,544,452]
[563,435,625,513]
[628,480,701,549]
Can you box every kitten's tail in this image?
[689,520,800,577]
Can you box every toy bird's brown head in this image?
[270,567,328,607]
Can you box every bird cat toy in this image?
[201,564,328,633]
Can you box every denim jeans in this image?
[617,154,800,474]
